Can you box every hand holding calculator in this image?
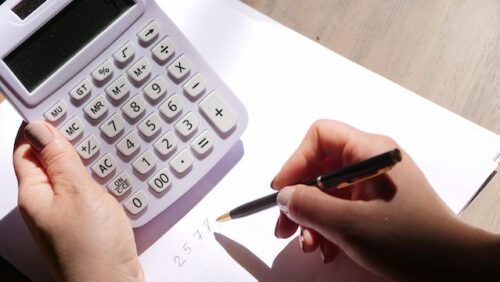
[0,0,248,227]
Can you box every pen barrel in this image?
[230,192,278,219]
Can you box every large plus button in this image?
[199,91,238,134]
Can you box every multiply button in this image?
[167,55,191,81]
[199,91,237,134]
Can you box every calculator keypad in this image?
[50,18,246,226]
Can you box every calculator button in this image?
[143,76,167,101]
[100,113,125,139]
[148,168,173,193]
[122,94,147,120]
[170,149,194,174]
[133,150,157,175]
[159,94,183,120]
[138,112,162,138]
[137,21,159,45]
[116,132,141,157]
[107,172,133,197]
[199,91,237,134]
[91,153,116,178]
[44,100,67,122]
[127,57,152,84]
[70,78,92,101]
[92,59,113,82]
[151,37,176,63]
[124,190,148,215]
[154,131,178,156]
[84,95,109,120]
[60,116,84,141]
[105,76,130,101]
[167,55,191,81]
[191,130,214,157]
[175,112,199,138]
[183,73,207,100]
[76,135,100,160]
[113,41,135,65]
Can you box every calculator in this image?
[0,0,248,227]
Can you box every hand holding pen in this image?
[221,120,498,281]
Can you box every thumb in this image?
[24,121,91,190]
[277,185,363,238]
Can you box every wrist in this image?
[57,256,144,282]
[455,222,500,278]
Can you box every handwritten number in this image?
[174,256,185,267]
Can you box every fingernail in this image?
[299,228,305,252]
[320,243,326,263]
[320,243,334,264]
[270,178,276,189]
[274,217,281,238]
[277,186,295,213]
[24,122,53,152]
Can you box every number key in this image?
[124,190,148,215]
[154,131,178,156]
[100,113,125,138]
[122,94,147,120]
[159,94,183,120]
[143,76,167,101]
[133,150,157,175]
[138,112,162,138]
[116,132,141,157]
[148,168,173,193]
[175,112,199,138]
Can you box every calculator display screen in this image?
[4,0,135,93]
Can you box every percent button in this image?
[92,59,114,83]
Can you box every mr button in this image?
[199,91,237,134]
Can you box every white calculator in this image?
[0,0,248,227]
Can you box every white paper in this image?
[1,0,499,281]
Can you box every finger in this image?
[277,185,366,241]
[22,122,92,193]
[275,211,298,238]
[271,120,362,189]
[320,237,339,264]
[300,227,320,253]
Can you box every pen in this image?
[216,149,402,222]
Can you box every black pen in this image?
[216,149,402,222]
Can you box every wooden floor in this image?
[242,0,500,232]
